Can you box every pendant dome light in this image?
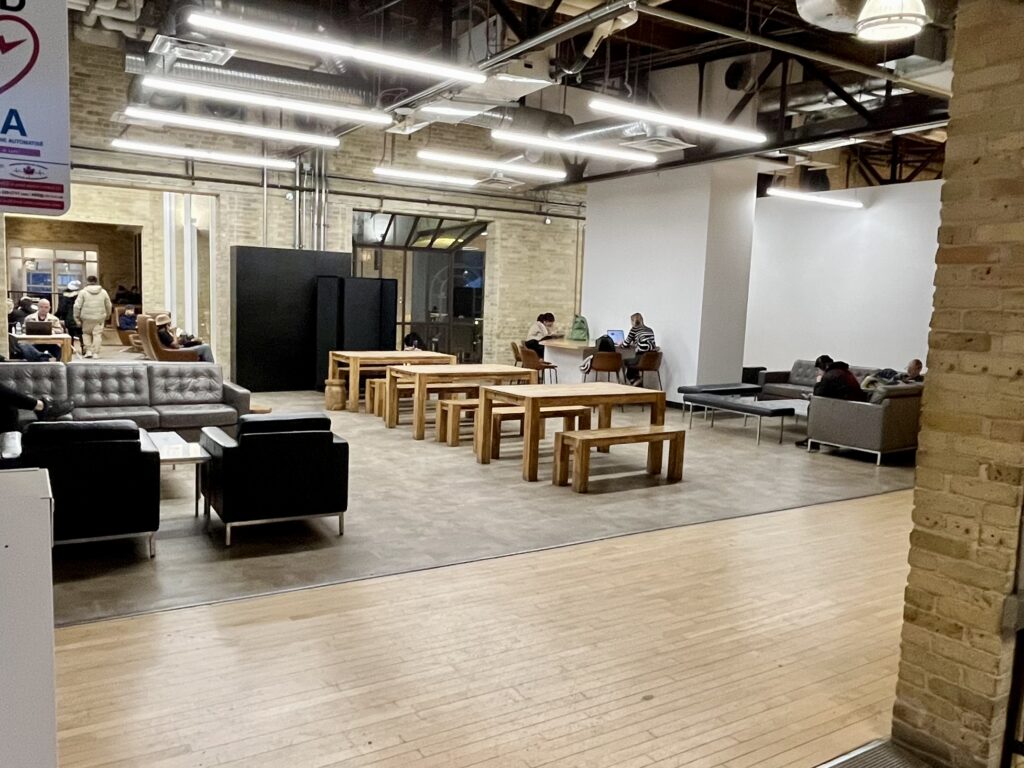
[855,0,929,41]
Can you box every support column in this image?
[893,2,1024,766]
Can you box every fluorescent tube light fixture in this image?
[797,137,865,152]
[420,105,487,118]
[373,167,479,187]
[766,188,864,209]
[892,120,948,135]
[589,98,767,144]
[417,149,566,180]
[111,138,295,170]
[142,76,392,125]
[189,12,487,84]
[491,129,657,165]
[124,105,340,147]
[856,0,929,41]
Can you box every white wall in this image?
[744,180,941,371]
[582,166,712,396]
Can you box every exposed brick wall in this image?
[893,1,1024,765]
[0,39,586,368]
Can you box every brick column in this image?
[892,1,1024,765]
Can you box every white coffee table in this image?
[148,432,211,516]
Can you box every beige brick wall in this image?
[0,40,585,370]
[892,2,1024,765]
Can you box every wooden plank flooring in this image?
[55,490,913,768]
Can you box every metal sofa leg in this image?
[148,533,156,559]
[226,524,232,547]
[876,451,882,466]
[339,512,345,536]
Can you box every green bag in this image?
[567,315,589,341]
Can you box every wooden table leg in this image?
[647,396,666,474]
[523,400,541,481]
[435,401,447,443]
[572,442,590,493]
[667,432,685,482]
[447,403,462,448]
[412,376,428,440]
[476,390,494,463]
[347,359,361,412]
[597,404,613,453]
[386,370,399,428]
[553,433,570,486]
[61,338,72,362]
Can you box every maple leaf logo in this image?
[0,36,25,55]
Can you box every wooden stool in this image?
[490,405,592,459]
[436,399,516,447]
[365,379,384,414]
[324,379,346,411]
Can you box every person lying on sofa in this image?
[154,314,215,363]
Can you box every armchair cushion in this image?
[788,360,819,387]
[0,361,68,402]
[237,412,331,436]
[67,361,150,407]
[148,363,223,405]
[22,419,140,447]
[155,404,238,429]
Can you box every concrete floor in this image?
[52,388,914,625]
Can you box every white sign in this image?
[0,0,70,215]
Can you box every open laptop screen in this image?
[605,329,625,345]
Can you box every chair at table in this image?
[519,345,558,383]
[510,341,523,366]
[18,420,161,557]
[634,350,664,389]
[585,351,624,384]
[140,316,202,362]
[112,306,138,347]
[200,413,349,545]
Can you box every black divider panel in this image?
[232,247,350,392]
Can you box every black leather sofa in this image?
[18,420,161,557]
[200,413,348,546]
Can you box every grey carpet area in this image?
[52,391,915,625]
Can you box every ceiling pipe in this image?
[635,4,951,100]
[558,10,638,75]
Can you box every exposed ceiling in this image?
[73,0,955,190]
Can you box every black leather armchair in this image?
[200,413,348,545]
[18,420,160,557]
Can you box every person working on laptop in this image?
[23,299,64,360]
[620,313,657,385]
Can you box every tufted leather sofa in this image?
[758,359,879,400]
[0,361,250,437]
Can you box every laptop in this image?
[605,329,625,345]
[25,321,54,335]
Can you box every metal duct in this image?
[755,75,890,113]
[125,52,368,107]
[465,105,574,134]
[559,118,647,141]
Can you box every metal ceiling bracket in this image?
[799,58,877,125]
[724,53,782,126]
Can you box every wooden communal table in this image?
[12,333,74,363]
[328,350,456,412]
[386,363,537,440]
[476,382,667,482]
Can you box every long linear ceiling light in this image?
[188,12,487,85]
[373,167,479,187]
[124,105,340,147]
[111,138,295,170]
[589,98,768,144]
[766,188,863,209]
[142,76,393,125]
[892,119,948,136]
[797,137,865,152]
[417,149,566,180]
[491,129,657,165]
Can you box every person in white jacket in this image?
[73,276,112,358]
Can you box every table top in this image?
[766,398,810,416]
[483,382,665,401]
[391,363,528,376]
[539,339,590,350]
[148,432,210,464]
[330,350,454,361]
[12,333,71,341]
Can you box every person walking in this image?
[73,276,112,359]
[57,280,84,354]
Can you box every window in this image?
[7,243,98,306]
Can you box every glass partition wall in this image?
[353,212,487,362]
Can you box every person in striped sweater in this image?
[620,313,657,385]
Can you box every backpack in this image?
[567,315,589,341]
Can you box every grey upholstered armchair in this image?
[806,384,923,464]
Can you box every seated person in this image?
[118,306,138,331]
[580,335,617,376]
[154,313,215,363]
[813,358,867,401]
[22,298,63,359]
[0,382,73,434]
[621,313,657,384]
[7,296,35,331]
[403,331,426,351]
[8,334,52,362]
[902,358,925,383]
[524,313,561,357]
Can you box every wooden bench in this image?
[324,379,347,411]
[553,425,686,493]
[435,398,519,447]
[382,383,480,421]
[490,406,592,459]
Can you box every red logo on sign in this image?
[0,15,38,96]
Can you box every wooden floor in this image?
[55,490,913,768]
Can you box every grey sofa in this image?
[758,359,879,399]
[0,361,250,438]
[806,383,923,464]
